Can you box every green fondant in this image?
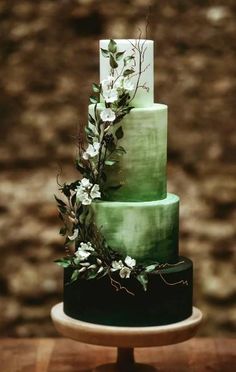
[92,193,179,263]
[89,103,167,201]
[64,257,193,326]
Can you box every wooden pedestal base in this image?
[95,347,156,371]
[51,303,202,371]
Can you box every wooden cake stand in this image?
[51,303,202,371]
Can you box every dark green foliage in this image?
[108,39,117,53]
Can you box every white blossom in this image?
[124,256,136,268]
[90,184,101,199]
[111,260,124,271]
[103,88,118,103]
[114,76,134,92]
[119,266,131,279]
[101,76,114,91]
[82,142,100,160]
[80,242,94,252]
[123,79,134,91]
[76,179,101,205]
[75,242,95,262]
[68,228,79,241]
[100,108,116,122]
[76,188,92,205]
[80,178,92,188]
[75,249,91,261]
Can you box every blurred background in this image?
[0,0,235,338]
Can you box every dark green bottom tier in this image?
[63,257,193,327]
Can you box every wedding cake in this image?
[56,39,193,327]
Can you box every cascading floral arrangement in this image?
[55,39,187,294]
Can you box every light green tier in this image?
[92,193,179,263]
[89,103,167,201]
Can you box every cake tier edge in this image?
[89,103,167,201]
[63,256,193,327]
[92,193,179,264]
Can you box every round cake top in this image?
[99,39,154,108]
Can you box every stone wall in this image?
[0,0,235,337]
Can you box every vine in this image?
[55,39,188,293]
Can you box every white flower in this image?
[76,179,101,205]
[123,79,134,91]
[80,242,94,252]
[75,249,91,261]
[124,256,136,268]
[114,76,134,92]
[68,228,79,241]
[119,266,131,279]
[76,187,92,205]
[80,178,92,189]
[101,76,114,90]
[76,187,86,199]
[111,260,124,271]
[103,88,118,103]
[80,194,92,205]
[90,184,101,199]
[75,242,95,261]
[100,108,116,122]
[82,142,100,160]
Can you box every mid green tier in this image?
[64,257,193,326]
[89,103,167,201]
[92,193,179,264]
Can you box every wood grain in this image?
[51,303,202,348]
[0,338,235,372]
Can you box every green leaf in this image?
[107,140,116,152]
[108,39,117,53]
[54,258,71,268]
[101,48,109,58]
[89,95,98,104]
[109,54,118,69]
[115,126,124,140]
[105,160,117,166]
[116,146,126,154]
[71,270,79,282]
[92,83,101,93]
[137,273,148,291]
[145,264,156,273]
[71,193,76,207]
[116,51,125,61]
[101,171,107,182]
[76,161,85,174]
[117,92,130,107]
[87,271,98,280]
[123,68,134,77]
[54,195,67,207]
[88,114,96,125]
[85,126,96,139]
[124,55,134,66]
[107,183,123,191]
[58,205,67,214]
[85,126,93,135]
[61,184,71,197]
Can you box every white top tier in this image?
[99,39,154,108]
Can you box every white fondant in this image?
[99,39,154,108]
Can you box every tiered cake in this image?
[63,39,193,326]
